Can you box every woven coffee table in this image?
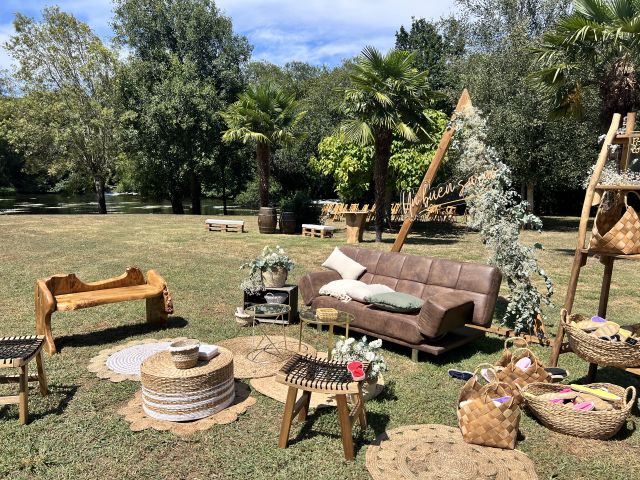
[140,346,234,422]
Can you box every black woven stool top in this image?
[276,354,370,394]
[0,335,45,367]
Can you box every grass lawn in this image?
[0,214,639,480]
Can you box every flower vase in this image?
[262,267,288,287]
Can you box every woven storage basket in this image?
[459,364,515,401]
[495,337,529,368]
[168,339,200,369]
[522,382,636,439]
[457,382,521,449]
[316,308,338,322]
[496,348,551,403]
[562,310,640,368]
[590,191,640,255]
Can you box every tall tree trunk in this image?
[170,189,184,214]
[600,57,640,130]
[190,174,201,215]
[95,178,107,214]
[221,166,228,216]
[526,181,535,213]
[373,130,393,242]
[256,142,271,208]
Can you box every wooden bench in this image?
[302,224,335,238]
[204,219,245,232]
[35,267,173,354]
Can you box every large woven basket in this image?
[562,310,640,368]
[495,337,530,368]
[457,382,521,449]
[589,191,640,254]
[522,382,636,439]
[496,348,551,403]
[459,364,518,402]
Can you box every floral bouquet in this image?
[331,336,388,381]
[241,245,295,273]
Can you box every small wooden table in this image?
[276,354,369,460]
[299,308,353,360]
[344,211,368,244]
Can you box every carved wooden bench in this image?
[35,267,173,354]
[302,224,335,238]
[204,219,245,232]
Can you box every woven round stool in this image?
[140,346,234,422]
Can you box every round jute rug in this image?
[217,335,316,379]
[366,424,538,480]
[117,382,255,437]
[88,337,187,382]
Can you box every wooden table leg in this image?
[35,350,48,396]
[278,386,298,448]
[336,394,354,460]
[18,365,28,425]
[356,389,367,428]
[587,363,598,382]
[298,391,311,421]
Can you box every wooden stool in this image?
[275,354,368,460]
[0,335,48,425]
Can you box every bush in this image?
[280,190,320,231]
[234,178,282,209]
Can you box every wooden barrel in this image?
[258,207,277,234]
[280,211,296,234]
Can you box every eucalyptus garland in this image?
[451,106,553,334]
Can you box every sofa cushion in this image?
[319,279,365,301]
[346,283,394,303]
[322,247,366,280]
[368,292,424,312]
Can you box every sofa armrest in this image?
[298,270,341,305]
[417,294,474,339]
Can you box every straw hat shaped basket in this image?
[589,191,640,255]
[522,382,636,440]
[457,380,521,450]
[562,310,640,369]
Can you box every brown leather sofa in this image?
[299,246,502,359]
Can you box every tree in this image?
[4,7,121,213]
[221,83,306,207]
[341,46,441,241]
[533,0,640,128]
[114,0,251,214]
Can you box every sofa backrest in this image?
[338,246,502,327]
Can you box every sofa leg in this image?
[411,348,419,362]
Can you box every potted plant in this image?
[241,245,295,288]
[331,336,388,394]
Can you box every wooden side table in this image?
[0,335,48,425]
[344,211,368,244]
[276,354,369,460]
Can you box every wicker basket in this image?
[496,348,551,403]
[589,191,640,254]
[562,310,640,368]
[316,307,339,322]
[522,382,636,439]
[495,337,529,367]
[458,382,521,449]
[262,267,288,288]
[168,339,200,369]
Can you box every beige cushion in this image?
[322,247,366,280]
[346,283,394,303]
[319,279,366,302]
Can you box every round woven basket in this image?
[522,382,636,439]
[262,267,288,288]
[168,339,200,369]
[563,311,640,368]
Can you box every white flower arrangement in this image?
[331,336,387,381]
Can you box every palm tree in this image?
[533,0,640,128]
[341,46,440,242]
[221,83,306,207]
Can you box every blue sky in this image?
[0,0,456,70]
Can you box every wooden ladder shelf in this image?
[549,111,640,380]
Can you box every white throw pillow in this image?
[346,283,395,303]
[319,279,366,302]
[321,247,366,280]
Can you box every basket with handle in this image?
[457,381,521,449]
[590,191,640,255]
[522,382,636,439]
[458,363,517,402]
[496,347,551,399]
[562,309,640,368]
[495,337,529,368]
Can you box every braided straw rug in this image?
[118,382,255,437]
[88,337,186,382]
[217,335,316,379]
[366,424,538,480]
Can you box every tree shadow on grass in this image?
[56,316,188,352]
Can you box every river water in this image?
[0,192,253,215]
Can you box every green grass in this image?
[0,214,639,479]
